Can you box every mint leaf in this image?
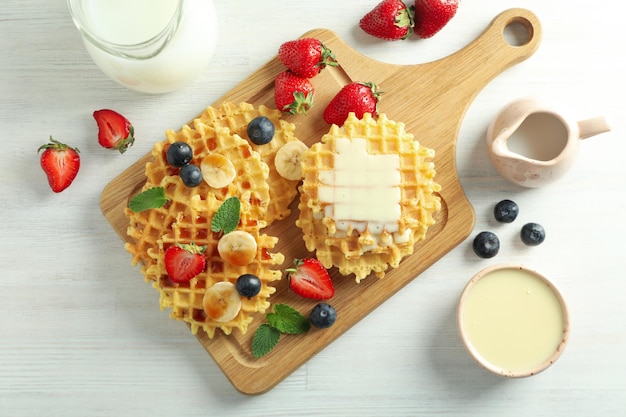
[128,187,168,212]
[267,303,311,335]
[251,303,311,359]
[211,196,241,234]
[252,323,281,358]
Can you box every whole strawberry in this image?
[414,0,458,39]
[323,81,381,126]
[274,70,315,115]
[93,109,135,154]
[359,0,414,41]
[38,137,80,193]
[278,38,338,78]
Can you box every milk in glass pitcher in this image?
[67,0,218,94]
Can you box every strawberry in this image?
[274,70,315,115]
[323,81,382,126]
[93,109,135,154]
[38,137,80,193]
[359,0,414,41]
[278,38,338,78]
[413,0,458,39]
[164,243,207,283]
[286,258,334,300]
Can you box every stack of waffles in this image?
[124,102,302,337]
[296,113,441,282]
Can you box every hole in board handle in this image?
[503,17,534,47]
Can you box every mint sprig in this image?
[128,187,168,212]
[251,324,280,358]
[267,304,310,335]
[252,303,310,358]
[211,196,241,234]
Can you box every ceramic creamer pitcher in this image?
[486,97,611,187]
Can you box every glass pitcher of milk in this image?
[67,0,218,94]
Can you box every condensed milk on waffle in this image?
[317,137,407,251]
[297,112,441,282]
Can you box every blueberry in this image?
[472,231,500,258]
[247,116,275,145]
[179,164,203,187]
[520,222,546,246]
[236,273,262,298]
[166,141,193,167]
[310,303,336,329]
[494,199,519,223]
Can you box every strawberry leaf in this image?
[211,196,241,234]
[267,303,311,335]
[129,187,168,212]
[252,323,281,358]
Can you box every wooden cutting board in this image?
[100,8,541,395]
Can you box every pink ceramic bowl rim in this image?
[456,263,571,378]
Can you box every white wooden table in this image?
[2,1,625,415]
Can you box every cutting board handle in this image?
[442,8,542,90]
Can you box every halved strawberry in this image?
[93,109,135,154]
[164,243,207,283]
[286,258,334,300]
[38,137,80,193]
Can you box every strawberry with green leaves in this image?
[359,0,415,41]
[323,81,382,126]
[164,243,207,283]
[413,0,459,39]
[286,258,334,300]
[278,38,338,78]
[274,70,315,115]
[38,137,80,193]
[93,109,135,154]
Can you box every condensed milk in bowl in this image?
[457,264,570,377]
[67,0,218,93]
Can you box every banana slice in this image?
[200,153,237,188]
[202,281,242,323]
[217,230,258,266]
[275,141,309,181]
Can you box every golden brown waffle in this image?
[124,108,286,337]
[198,101,302,223]
[125,123,270,268]
[144,192,284,337]
[296,113,441,282]
[154,121,271,218]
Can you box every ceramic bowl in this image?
[457,264,570,377]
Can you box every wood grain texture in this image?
[100,9,540,394]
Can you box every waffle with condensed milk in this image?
[296,112,441,282]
